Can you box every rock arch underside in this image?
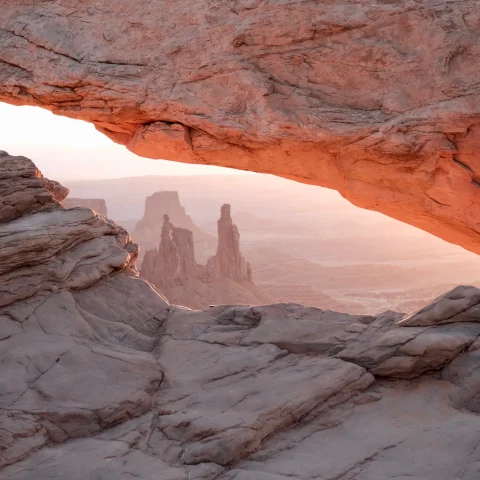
[2,0,480,254]
[3,1,480,479]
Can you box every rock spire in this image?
[206,204,252,282]
[141,204,268,308]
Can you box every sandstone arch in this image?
[1,1,480,252]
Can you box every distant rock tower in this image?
[133,191,215,260]
[142,214,201,289]
[141,204,264,309]
[206,204,252,282]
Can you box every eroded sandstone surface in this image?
[3,152,480,479]
[1,1,480,253]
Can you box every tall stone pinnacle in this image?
[207,204,252,283]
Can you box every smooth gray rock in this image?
[400,285,480,327]
[442,349,480,414]
[4,152,480,479]
[156,335,373,466]
[0,274,169,469]
[221,378,480,480]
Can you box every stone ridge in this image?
[0,151,68,223]
[1,2,480,253]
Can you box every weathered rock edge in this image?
[3,151,480,479]
[2,1,480,253]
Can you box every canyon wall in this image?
[63,198,108,217]
[1,1,480,252]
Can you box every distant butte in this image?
[63,198,108,217]
[133,191,215,261]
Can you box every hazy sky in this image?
[0,103,244,181]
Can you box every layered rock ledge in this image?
[1,1,480,254]
[2,152,480,479]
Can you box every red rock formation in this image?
[63,198,108,217]
[206,204,252,283]
[1,2,480,253]
[142,206,271,308]
[172,224,198,278]
[142,214,201,290]
[133,191,214,259]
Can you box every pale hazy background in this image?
[3,101,480,314]
[0,103,242,180]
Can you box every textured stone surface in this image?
[2,1,480,253]
[0,153,141,306]
[400,285,480,327]
[63,197,108,217]
[4,153,480,479]
[220,378,480,480]
[0,151,68,223]
[0,273,169,470]
[142,207,274,309]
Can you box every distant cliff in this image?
[142,205,274,309]
[63,198,108,217]
[133,191,215,261]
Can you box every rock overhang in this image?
[1,0,480,252]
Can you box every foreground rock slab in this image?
[400,285,480,327]
[3,153,480,479]
[221,378,480,480]
[156,338,372,465]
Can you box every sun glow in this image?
[0,103,244,181]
